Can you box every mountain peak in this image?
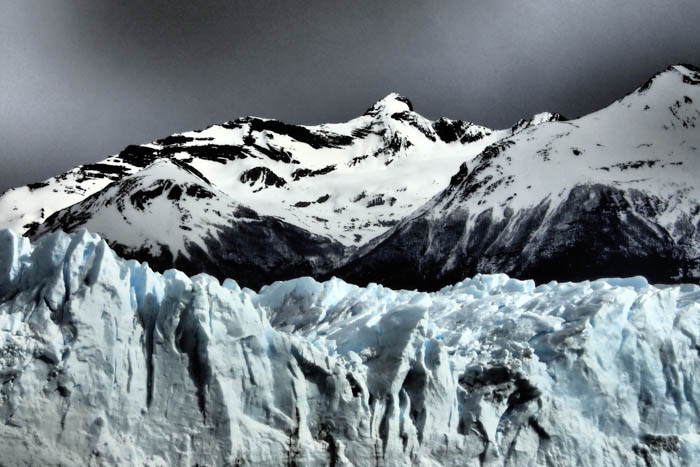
[666,63,700,78]
[364,93,414,116]
[511,111,565,133]
[670,63,700,85]
[636,63,700,94]
[133,158,212,186]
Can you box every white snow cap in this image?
[364,92,414,115]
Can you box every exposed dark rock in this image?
[116,145,161,168]
[161,144,251,164]
[79,163,131,181]
[607,160,659,171]
[333,183,699,290]
[433,118,463,143]
[391,111,435,141]
[156,135,194,146]
[130,181,172,210]
[240,167,287,188]
[364,95,414,115]
[366,195,386,208]
[633,434,681,467]
[251,143,295,163]
[30,166,347,291]
[348,155,369,167]
[510,113,566,134]
[449,162,470,186]
[185,185,215,199]
[171,160,211,184]
[352,191,367,202]
[160,217,347,290]
[224,117,353,149]
[528,417,550,440]
[432,118,486,144]
[167,185,182,201]
[351,126,374,139]
[291,165,337,181]
[27,182,50,191]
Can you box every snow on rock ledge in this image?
[0,228,698,466]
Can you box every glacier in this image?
[0,229,698,466]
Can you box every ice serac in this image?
[336,64,700,289]
[1,230,698,466]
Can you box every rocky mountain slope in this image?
[1,230,698,466]
[336,64,700,289]
[27,159,345,290]
[0,93,525,247]
[0,93,567,289]
[2,66,699,290]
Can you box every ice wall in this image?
[0,229,698,466]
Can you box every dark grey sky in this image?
[1,0,699,194]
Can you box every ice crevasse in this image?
[0,228,698,466]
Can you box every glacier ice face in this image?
[0,229,698,466]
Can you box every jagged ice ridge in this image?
[0,229,698,465]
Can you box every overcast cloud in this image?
[1,0,699,193]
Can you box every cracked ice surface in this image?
[0,229,698,466]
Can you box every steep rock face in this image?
[0,230,698,465]
[28,160,346,290]
[336,65,700,289]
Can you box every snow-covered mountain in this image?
[2,65,699,290]
[27,159,345,289]
[1,230,698,465]
[0,93,567,288]
[336,64,700,289]
[0,93,520,247]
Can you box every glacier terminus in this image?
[0,229,698,466]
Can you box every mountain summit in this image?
[0,92,504,249]
[363,92,415,115]
[0,92,517,287]
[1,65,699,288]
[336,64,700,288]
